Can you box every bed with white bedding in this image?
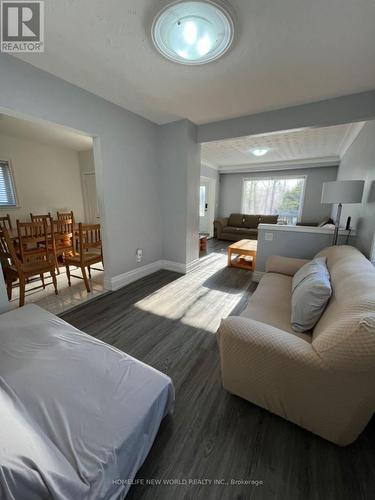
[0,304,175,500]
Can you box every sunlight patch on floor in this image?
[135,251,250,333]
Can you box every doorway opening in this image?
[199,176,216,238]
[0,111,106,314]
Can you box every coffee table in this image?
[227,239,257,271]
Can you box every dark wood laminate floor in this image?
[61,239,375,500]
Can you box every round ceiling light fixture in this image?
[151,1,235,65]
[251,148,270,157]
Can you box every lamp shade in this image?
[321,180,365,204]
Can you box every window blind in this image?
[0,161,17,207]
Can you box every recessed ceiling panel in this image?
[201,123,364,167]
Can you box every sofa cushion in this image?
[291,257,332,333]
[223,226,257,235]
[242,215,260,228]
[227,214,259,228]
[240,273,312,342]
[227,213,278,228]
[292,257,329,293]
[258,215,278,225]
[228,213,247,227]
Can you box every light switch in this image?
[265,232,273,241]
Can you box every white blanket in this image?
[0,305,174,500]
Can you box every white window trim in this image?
[241,174,307,222]
[0,158,20,210]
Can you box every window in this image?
[199,185,206,217]
[0,160,17,207]
[242,176,306,225]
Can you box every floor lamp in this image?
[321,180,365,246]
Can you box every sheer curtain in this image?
[242,177,305,224]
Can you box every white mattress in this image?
[0,304,175,500]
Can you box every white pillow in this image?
[291,257,332,332]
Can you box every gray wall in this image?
[0,55,203,307]
[0,53,203,308]
[218,166,338,221]
[335,120,375,259]
[159,120,200,265]
[256,227,354,272]
[185,122,201,265]
[0,54,163,288]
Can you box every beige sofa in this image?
[217,245,375,445]
[214,213,278,241]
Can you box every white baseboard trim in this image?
[105,258,199,291]
[161,260,187,274]
[104,260,164,291]
[252,271,265,283]
[161,259,200,275]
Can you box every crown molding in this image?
[337,121,366,158]
[201,160,219,170]
[217,156,340,174]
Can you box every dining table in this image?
[8,224,80,241]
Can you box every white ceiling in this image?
[201,122,365,172]
[0,114,93,151]
[16,0,375,125]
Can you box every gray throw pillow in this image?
[291,257,332,333]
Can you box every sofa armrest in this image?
[217,316,319,411]
[265,255,310,276]
[217,317,373,445]
[218,317,315,366]
[214,217,228,238]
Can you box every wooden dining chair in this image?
[18,220,49,262]
[49,218,76,273]
[30,212,52,224]
[1,225,58,307]
[57,211,75,224]
[29,212,54,253]
[65,223,102,293]
[0,214,12,230]
[0,227,15,294]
